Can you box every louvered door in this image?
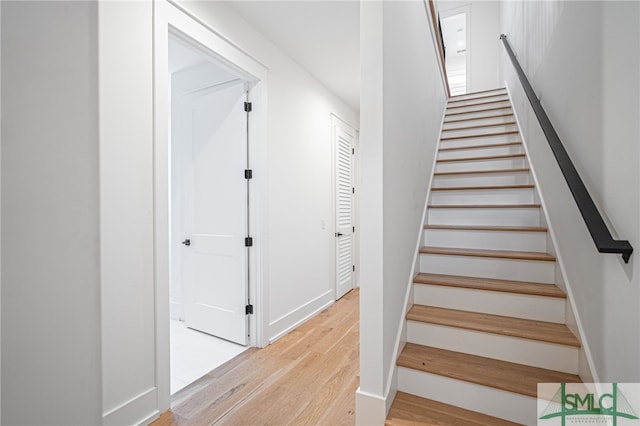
[334,120,355,299]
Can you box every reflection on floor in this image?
[170,319,247,394]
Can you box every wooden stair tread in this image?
[428,203,540,209]
[420,246,555,261]
[441,121,517,132]
[449,88,506,98]
[398,343,581,398]
[441,130,519,141]
[432,184,534,191]
[435,168,530,176]
[407,305,579,346]
[436,153,525,163]
[444,113,514,124]
[439,141,521,152]
[446,105,513,117]
[414,272,565,298]
[386,392,520,426]
[425,224,546,232]
[447,99,511,110]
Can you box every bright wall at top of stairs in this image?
[437,0,503,93]
[501,0,640,383]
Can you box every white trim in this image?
[504,82,599,383]
[102,388,158,426]
[355,387,387,426]
[268,290,334,343]
[383,103,448,414]
[166,0,269,72]
[153,0,269,415]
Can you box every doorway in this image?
[332,115,357,300]
[155,1,268,409]
[167,33,250,394]
[440,8,470,96]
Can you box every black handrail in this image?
[500,34,633,263]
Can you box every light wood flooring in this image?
[153,289,359,426]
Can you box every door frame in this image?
[330,114,359,299]
[153,0,269,411]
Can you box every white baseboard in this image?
[103,387,158,426]
[355,387,387,426]
[268,289,333,343]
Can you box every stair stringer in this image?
[382,105,449,415]
[505,84,598,384]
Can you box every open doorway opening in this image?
[168,33,250,394]
[440,9,470,96]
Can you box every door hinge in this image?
[352,265,355,272]
[352,147,355,155]
[245,169,253,179]
[244,102,252,112]
[245,237,253,247]
[245,304,254,315]
[352,187,355,194]
[353,226,355,233]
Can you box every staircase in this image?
[386,88,582,425]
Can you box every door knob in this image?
[335,232,343,237]
[182,239,191,246]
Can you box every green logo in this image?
[539,383,639,425]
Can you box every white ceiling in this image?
[225,1,360,112]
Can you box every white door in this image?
[181,82,248,345]
[334,119,356,300]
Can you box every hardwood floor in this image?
[153,289,359,426]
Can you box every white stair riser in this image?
[406,322,579,373]
[430,188,535,205]
[424,228,546,251]
[445,107,512,121]
[448,95,509,108]
[428,207,541,226]
[449,90,507,102]
[413,284,566,322]
[440,124,518,139]
[435,158,526,173]
[433,172,531,187]
[420,253,555,283]
[446,101,512,115]
[438,144,523,160]
[398,367,536,424]
[444,115,515,129]
[440,133,520,147]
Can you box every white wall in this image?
[180,1,359,342]
[1,2,102,425]
[438,0,502,93]
[98,2,158,424]
[357,1,446,423]
[501,0,640,382]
